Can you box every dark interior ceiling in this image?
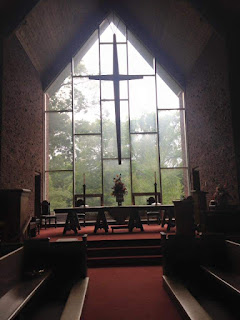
[1,0,239,91]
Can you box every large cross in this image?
[89,34,143,164]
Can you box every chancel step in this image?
[87,245,161,258]
[87,255,162,267]
[87,238,162,267]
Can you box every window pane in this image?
[131,134,159,192]
[157,72,180,109]
[74,78,100,134]
[102,81,128,100]
[156,62,182,98]
[45,112,73,170]
[84,197,102,206]
[46,66,72,111]
[100,44,113,74]
[161,168,189,204]
[100,43,126,74]
[158,110,187,168]
[102,101,130,159]
[75,135,102,194]
[46,171,73,210]
[117,44,127,74]
[128,31,154,75]
[73,31,99,76]
[103,159,131,205]
[100,16,126,43]
[130,77,157,132]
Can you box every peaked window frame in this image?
[44,13,190,209]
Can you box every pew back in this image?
[0,246,24,297]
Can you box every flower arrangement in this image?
[111,174,128,197]
[213,184,232,208]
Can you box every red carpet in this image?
[36,225,176,241]
[81,265,182,320]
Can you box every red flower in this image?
[111,174,128,196]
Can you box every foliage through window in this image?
[44,13,189,209]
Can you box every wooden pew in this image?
[0,236,89,320]
[200,239,240,298]
[53,236,89,320]
[22,236,89,320]
[161,234,213,319]
[60,277,89,320]
[162,233,240,319]
[163,275,212,320]
[0,245,52,320]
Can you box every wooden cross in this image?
[89,34,143,164]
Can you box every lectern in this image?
[0,189,31,242]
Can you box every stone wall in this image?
[185,32,239,205]
[0,34,43,216]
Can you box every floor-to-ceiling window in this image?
[44,13,189,209]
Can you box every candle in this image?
[154,172,157,184]
[83,173,85,185]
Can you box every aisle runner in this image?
[82,266,182,320]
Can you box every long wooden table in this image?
[54,205,174,234]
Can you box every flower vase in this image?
[116,194,124,206]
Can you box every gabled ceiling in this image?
[1,0,240,91]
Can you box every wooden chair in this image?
[146,196,162,225]
[40,200,57,229]
[74,194,103,206]
[132,192,162,225]
[74,194,104,227]
[132,192,161,205]
[76,199,86,227]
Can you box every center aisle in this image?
[81,266,182,320]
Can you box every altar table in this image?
[54,205,174,234]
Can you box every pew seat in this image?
[0,270,52,320]
[163,275,212,320]
[200,265,240,296]
[0,246,52,320]
[200,239,240,298]
[60,277,89,320]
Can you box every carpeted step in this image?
[86,237,162,266]
[87,254,163,267]
[87,245,162,257]
[87,238,161,248]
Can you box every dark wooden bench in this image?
[0,236,89,320]
[200,239,240,297]
[162,233,240,318]
[0,245,52,320]
[163,275,212,320]
[60,277,89,320]
[25,236,89,320]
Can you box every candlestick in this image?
[83,173,85,185]
[83,183,86,208]
[154,181,157,205]
[154,171,156,184]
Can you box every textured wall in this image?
[1,34,43,216]
[185,32,239,205]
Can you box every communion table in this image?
[54,205,174,234]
